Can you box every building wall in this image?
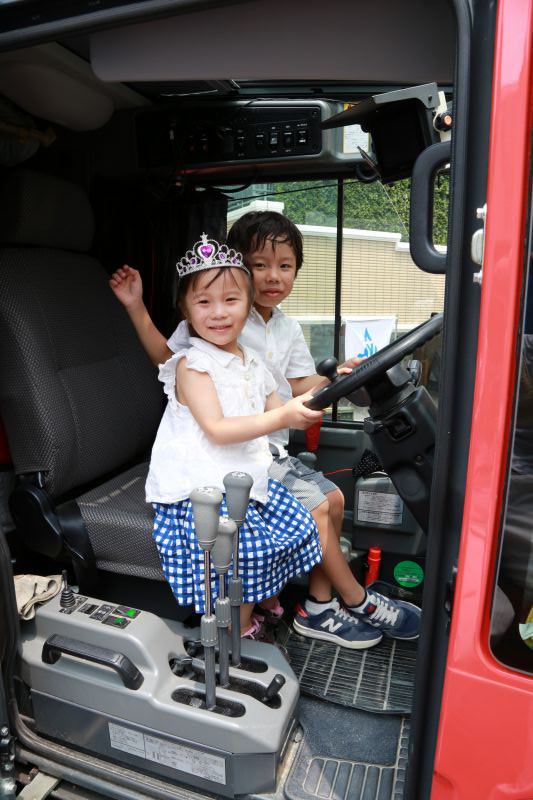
[282,225,445,327]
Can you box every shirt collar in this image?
[189,336,257,368]
[249,305,282,325]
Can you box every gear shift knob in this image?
[190,487,223,551]
[223,471,254,525]
[316,357,340,383]
[211,518,236,573]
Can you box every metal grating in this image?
[281,628,418,714]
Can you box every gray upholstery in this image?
[0,169,94,252]
[0,247,164,498]
[0,170,165,581]
[76,462,163,580]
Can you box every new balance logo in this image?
[321,618,343,633]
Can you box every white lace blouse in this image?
[145,337,278,505]
[168,307,316,457]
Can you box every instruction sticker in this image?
[108,723,226,785]
[343,123,368,154]
[357,490,403,525]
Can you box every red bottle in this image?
[365,546,382,586]
[305,418,323,452]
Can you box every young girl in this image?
[145,234,323,638]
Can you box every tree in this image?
[260,174,450,245]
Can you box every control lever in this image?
[261,674,286,704]
[190,486,223,711]
[59,570,75,609]
[223,471,254,667]
[316,356,341,384]
[211,517,236,688]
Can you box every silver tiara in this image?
[176,233,246,278]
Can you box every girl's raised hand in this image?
[282,393,324,430]
[109,265,143,309]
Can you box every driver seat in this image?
[0,169,166,589]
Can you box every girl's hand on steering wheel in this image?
[282,394,324,430]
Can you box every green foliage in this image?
[265,174,450,245]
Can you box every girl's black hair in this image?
[177,265,254,323]
[227,211,303,272]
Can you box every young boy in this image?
[110,211,421,647]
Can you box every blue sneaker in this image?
[346,590,421,640]
[293,599,382,650]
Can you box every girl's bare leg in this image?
[258,595,282,611]
[239,602,254,633]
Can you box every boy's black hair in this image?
[227,211,303,272]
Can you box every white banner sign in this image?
[344,316,397,360]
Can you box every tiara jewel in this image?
[176,233,246,277]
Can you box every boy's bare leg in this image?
[308,500,365,606]
[326,487,344,537]
[298,490,421,644]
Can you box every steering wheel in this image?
[305,313,443,410]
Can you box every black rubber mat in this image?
[285,697,409,800]
[279,626,417,715]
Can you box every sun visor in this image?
[90,0,454,84]
[0,63,114,131]
[0,44,148,132]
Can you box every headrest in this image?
[0,169,94,252]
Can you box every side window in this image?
[227,177,447,420]
[490,190,533,674]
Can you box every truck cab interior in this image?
[0,1,506,799]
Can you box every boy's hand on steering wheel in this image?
[340,356,365,371]
[282,393,324,430]
[109,265,144,309]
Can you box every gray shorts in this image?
[268,455,338,512]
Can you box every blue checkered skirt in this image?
[152,479,322,614]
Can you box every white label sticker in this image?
[357,490,403,525]
[343,124,369,154]
[108,723,226,785]
[108,723,146,758]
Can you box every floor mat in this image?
[279,625,417,715]
[285,697,409,800]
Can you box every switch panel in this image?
[136,101,325,169]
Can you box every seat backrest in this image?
[0,169,164,498]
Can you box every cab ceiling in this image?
[90,0,455,85]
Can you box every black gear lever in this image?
[261,674,286,704]
[316,357,341,384]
